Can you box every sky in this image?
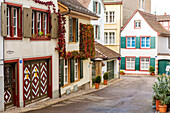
[151,0,170,15]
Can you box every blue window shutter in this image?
[121,57,125,70]
[70,59,75,83]
[93,1,96,13]
[150,58,155,70]
[121,37,126,48]
[150,37,155,49]
[135,57,140,70]
[136,37,140,49]
[60,59,64,86]
[98,25,100,39]
[99,3,101,14]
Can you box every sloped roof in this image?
[94,42,120,59]
[122,10,170,36]
[58,0,98,18]
[77,0,91,8]
[157,15,170,21]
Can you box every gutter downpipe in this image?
[58,7,71,98]
[119,3,122,79]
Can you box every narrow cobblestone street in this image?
[27,76,158,113]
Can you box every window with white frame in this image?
[104,32,108,44]
[6,5,22,38]
[94,25,100,39]
[105,11,115,23]
[135,20,141,28]
[127,37,136,48]
[139,0,145,10]
[93,1,101,14]
[141,37,150,48]
[104,32,115,44]
[140,58,150,70]
[13,8,18,37]
[126,58,135,70]
[109,32,115,44]
[64,59,68,84]
[75,59,78,80]
[32,12,35,35]
[37,12,41,33]
[44,14,47,35]
[7,7,10,36]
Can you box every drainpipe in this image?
[119,4,122,79]
[58,7,71,98]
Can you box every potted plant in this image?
[103,72,109,85]
[95,75,101,89]
[149,66,155,76]
[153,82,161,111]
[120,70,124,75]
[153,75,170,112]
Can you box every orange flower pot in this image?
[159,105,167,113]
[156,100,161,111]
[95,83,99,89]
[104,80,107,85]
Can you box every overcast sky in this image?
[151,0,170,15]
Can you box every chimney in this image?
[164,12,167,15]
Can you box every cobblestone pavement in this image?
[26,76,164,113]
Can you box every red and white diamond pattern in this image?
[32,64,40,99]
[24,65,31,101]
[40,62,47,95]
[4,90,12,104]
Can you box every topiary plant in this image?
[103,72,109,80]
[149,66,155,73]
[95,75,101,83]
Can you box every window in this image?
[141,37,150,48]
[140,58,150,70]
[75,59,78,81]
[105,11,115,23]
[109,32,115,44]
[104,32,108,44]
[94,25,100,39]
[69,17,78,42]
[139,0,145,10]
[134,20,141,28]
[126,58,135,70]
[6,5,22,38]
[168,37,170,49]
[104,32,115,45]
[32,10,49,38]
[93,1,101,14]
[64,59,68,84]
[127,37,136,48]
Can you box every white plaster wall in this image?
[4,0,59,107]
[88,0,105,44]
[157,36,170,54]
[5,0,58,12]
[121,11,158,58]
[61,59,91,95]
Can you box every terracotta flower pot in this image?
[150,73,155,76]
[104,80,107,85]
[156,100,161,111]
[159,105,167,113]
[95,83,99,89]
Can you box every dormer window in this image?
[134,20,141,29]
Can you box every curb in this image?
[4,79,124,113]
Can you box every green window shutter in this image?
[80,59,83,79]
[121,57,125,70]
[121,37,126,48]
[135,57,140,70]
[60,59,64,87]
[150,58,155,70]
[93,1,96,13]
[136,37,140,49]
[69,17,73,42]
[98,25,100,39]
[150,37,156,49]
[70,59,75,83]
[99,3,101,14]
[75,18,79,42]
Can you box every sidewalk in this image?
[3,79,123,113]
